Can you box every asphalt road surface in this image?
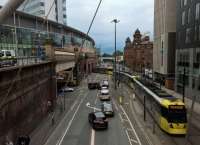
[43,73,149,145]
[43,73,200,145]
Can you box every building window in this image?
[180,0,183,8]
[184,0,187,6]
[182,11,186,25]
[196,3,200,20]
[186,28,192,43]
[40,2,44,6]
[198,25,200,41]
[188,8,191,24]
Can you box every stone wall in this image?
[0,62,56,144]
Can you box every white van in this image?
[0,49,17,67]
[0,50,16,58]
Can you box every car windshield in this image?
[5,51,11,56]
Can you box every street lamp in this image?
[111,19,120,90]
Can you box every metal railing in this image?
[0,56,47,68]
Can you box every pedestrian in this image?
[25,135,30,145]
[51,113,55,126]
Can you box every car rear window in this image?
[95,112,105,118]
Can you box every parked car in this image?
[62,86,74,92]
[0,50,17,67]
[88,111,108,129]
[101,102,114,117]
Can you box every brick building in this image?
[124,29,153,73]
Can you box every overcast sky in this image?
[0,0,154,54]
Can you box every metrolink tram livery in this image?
[118,72,187,135]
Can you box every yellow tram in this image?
[120,72,187,135]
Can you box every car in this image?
[99,94,110,101]
[100,88,109,95]
[62,86,74,92]
[101,80,109,88]
[88,111,108,129]
[101,102,114,117]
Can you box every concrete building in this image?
[176,0,200,100]
[153,0,176,88]
[124,29,153,73]
[18,0,67,25]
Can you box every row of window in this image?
[180,0,192,8]
[178,24,200,44]
[0,25,94,49]
[181,2,200,26]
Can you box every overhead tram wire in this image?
[81,0,103,50]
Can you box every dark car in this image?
[101,102,114,117]
[88,111,108,129]
[88,81,100,90]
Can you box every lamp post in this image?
[111,19,120,90]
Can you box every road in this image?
[42,73,200,145]
[43,73,152,145]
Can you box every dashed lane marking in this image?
[119,114,123,123]
[56,93,88,145]
[90,129,95,145]
[112,99,119,111]
[130,138,139,144]
[125,130,133,145]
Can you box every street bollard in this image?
[133,93,136,101]
[119,96,123,105]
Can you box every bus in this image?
[117,72,187,135]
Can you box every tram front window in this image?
[168,109,187,123]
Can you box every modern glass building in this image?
[0,25,94,57]
[18,0,67,25]
[176,0,200,99]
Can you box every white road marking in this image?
[119,114,123,123]
[70,100,78,111]
[130,138,139,144]
[127,128,133,132]
[120,105,142,145]
[95,93,98,105]
[112,99,119,111]
[44,94,82,145]
[125,130,133,145]
[56,93,87,145]
[90,129,95,145]
[129,101,154,145]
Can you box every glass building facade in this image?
[0,25,94,57]
[176,0,200,98]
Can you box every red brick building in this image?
[124,29,153,73]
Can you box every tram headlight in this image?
[169,123,173,128]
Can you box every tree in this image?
[112,50,123,56]
[102,53,112,57]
